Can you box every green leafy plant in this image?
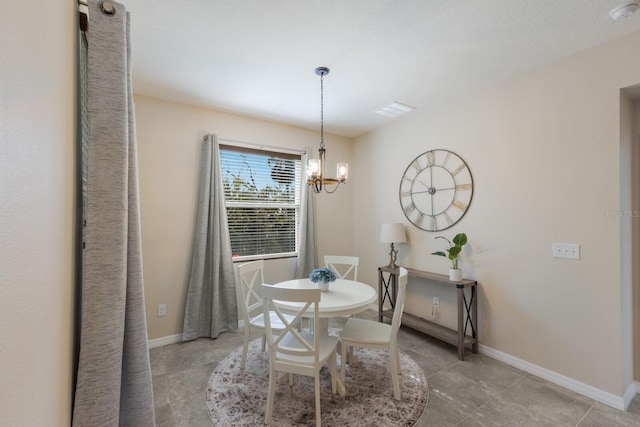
[431,233,468,269]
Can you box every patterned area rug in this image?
[206,337,428,426]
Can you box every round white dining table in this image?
[272,278,377,335]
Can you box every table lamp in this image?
[380,223,407,269]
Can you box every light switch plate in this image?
[552,243,580,260]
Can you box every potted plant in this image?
[431,233,468,282]
[309,267,337,292]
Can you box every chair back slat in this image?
[270,300,314,353]
[261,284,320,361]
[324,255,359,280]
[237,260,266,320]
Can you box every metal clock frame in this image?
[399,149,474,232]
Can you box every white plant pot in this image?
[318,281,331,292]
[449,268,462,282]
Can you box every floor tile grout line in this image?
[454,398,492,426]
[425,358,464,379]
[451,374,528,426]
[498,371,529,395]
[574,401,597,427]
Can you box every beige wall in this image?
[0,1,76,425]
[352,31,640,398]
[134,95,354,339]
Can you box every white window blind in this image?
[219,144,302,259]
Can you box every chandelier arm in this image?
[321,179,343,194]
[323,182,341,194]
[319,147,326,184]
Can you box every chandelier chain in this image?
[320,73,324,149]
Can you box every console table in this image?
[378,266,478,360]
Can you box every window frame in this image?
[219,142,303,262]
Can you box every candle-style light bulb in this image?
[307,159,321,178]
[337,163,348,181]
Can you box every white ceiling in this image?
[127,0,640,137]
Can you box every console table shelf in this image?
[378,266,478,360]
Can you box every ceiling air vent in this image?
[375,102,415,118]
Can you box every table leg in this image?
[317,318,329,335]
[277,372,293,385]
[472,285,478,353]
[457,286,464,360]
[317,317,357,362]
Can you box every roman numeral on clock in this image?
[452,200,468,211]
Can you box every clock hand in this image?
[430,187,434,217]
[418,180,437,195]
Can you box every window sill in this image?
[232,253,298,263]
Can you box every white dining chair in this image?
[339,267,408,400]
[236,260,296,369]
[324,255,359,280]
[261,284,339,427]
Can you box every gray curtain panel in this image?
[183,134,238,341]
[73,1,155,426]
[294,148,318,278]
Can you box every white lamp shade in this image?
[380,223,407,243]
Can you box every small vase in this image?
[449,268,462,282]
[318,281,331,292]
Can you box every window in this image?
[219,144,302,259]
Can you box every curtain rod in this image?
[216,137,306,156]
[78,0,115,31]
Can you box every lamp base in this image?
[386,243,399,269]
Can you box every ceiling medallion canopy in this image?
[609,1,639,20]
[307,66,348,194]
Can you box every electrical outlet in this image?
[433,297,440,308]
[157,304,167,317]
[552,243,580,260]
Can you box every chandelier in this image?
[307,66,348,194]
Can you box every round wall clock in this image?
[399,149,474,232]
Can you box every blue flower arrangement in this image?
[309,267,337,284]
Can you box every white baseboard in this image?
[622,381,640,409]
[148,333,182,349]
[479,344,636,411]
[149,325,246,349]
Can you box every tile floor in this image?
[150,311,640,426]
